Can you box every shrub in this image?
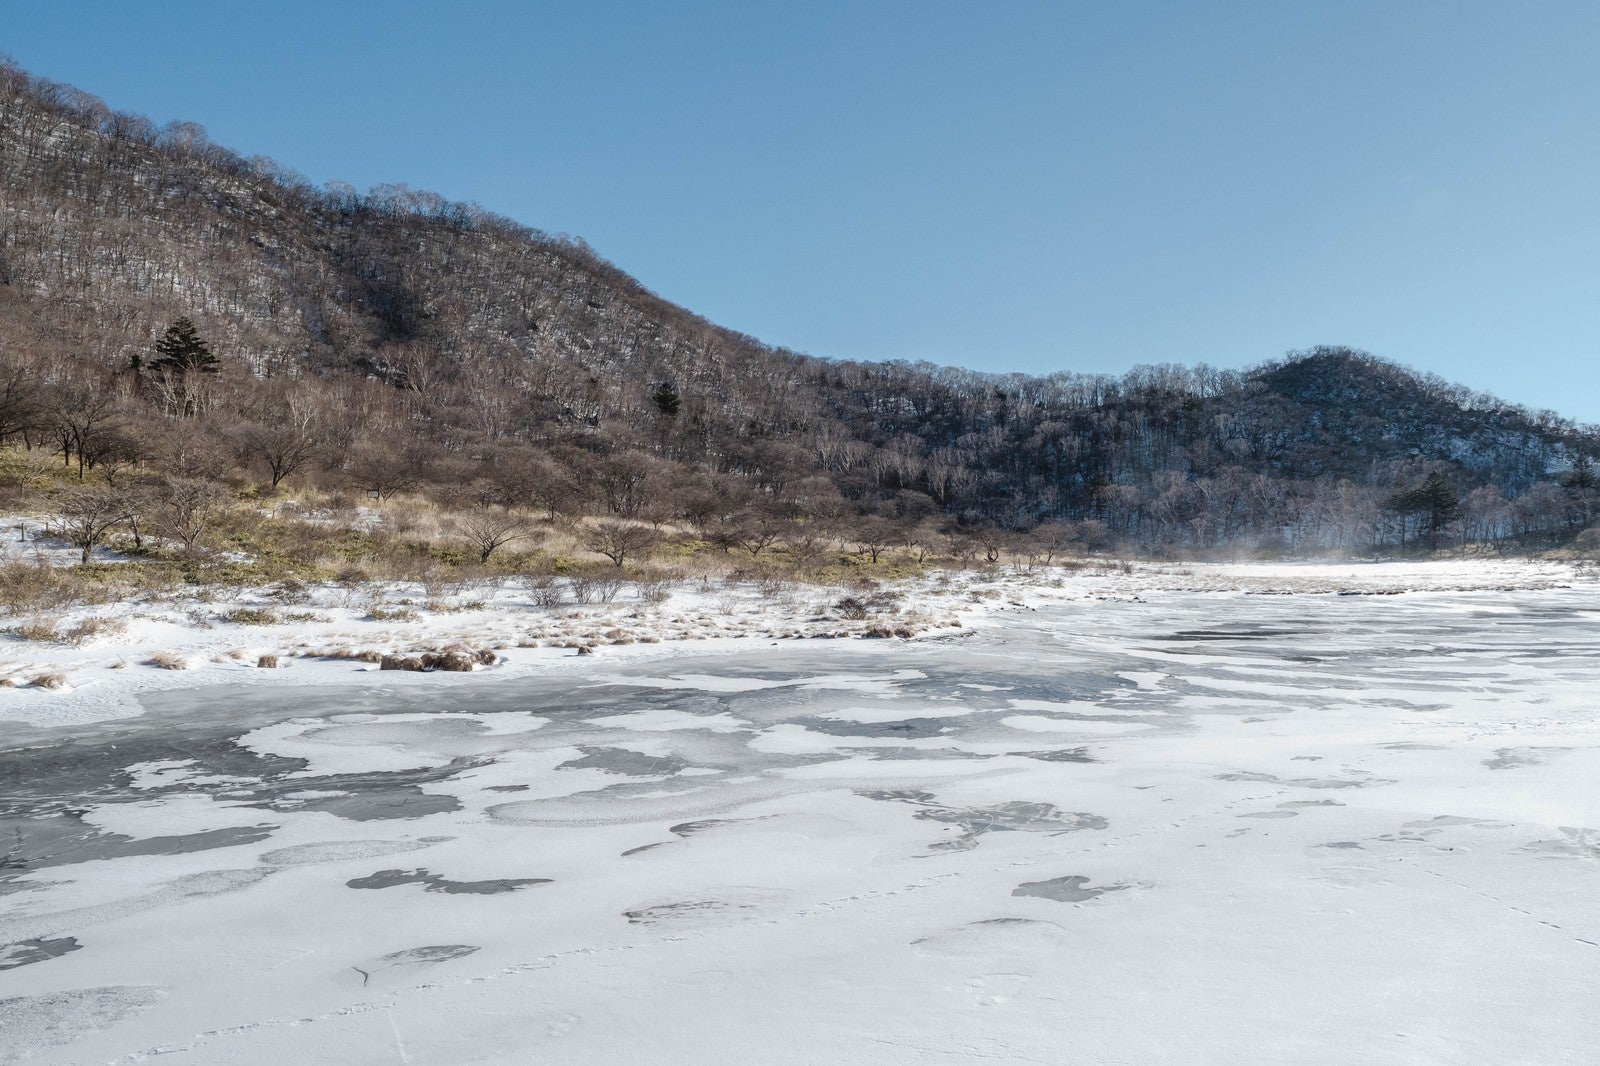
[367,606,420,622]
[833,596,870,621]
[528,577,564,607]
[0,561,83,614]
[7,613,122,645]
[570,573,625,605]
[7,617,63,642]
[635,579,672,604]
[221,608,278,626]
[62,617,124,645]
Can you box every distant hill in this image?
[1,58,1594,555]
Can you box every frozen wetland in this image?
[3,582,1599,1064]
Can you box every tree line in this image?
[2,56,1598,566]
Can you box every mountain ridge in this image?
[0,58,1593,555]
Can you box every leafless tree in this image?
[233,388,323,489]
[583,521,661,567]
[456,509,534,563]
[852,517,899,564]
[152,477,230,555]
[53,486,132,563]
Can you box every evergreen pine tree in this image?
[651,381,681,417]
[152,317,219,375]
[1559,454,1598,528]
[1417,472,1460,548]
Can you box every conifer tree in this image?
[147,317,219,417]
[651,381,681,418]
[152,317,219,375]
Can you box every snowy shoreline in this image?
[2,557,1587,728]
[7,568,1600,1064]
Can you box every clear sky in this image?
[7,1,1600,421]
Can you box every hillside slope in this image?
[0,59,1592,553]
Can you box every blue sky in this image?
[8,1,1600,420]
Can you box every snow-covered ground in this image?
[0,557,1584,728]
[3,563,1599,1063]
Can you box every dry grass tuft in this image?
[367,606,420,622]
[5,615,125,646]
[221,607,279,626]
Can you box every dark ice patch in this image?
[1522,827,1600,861]
[0,818,278,877]
[620,842,673,857]
[857,789,938,805]
[351,944,479,986]
[346,868,550,894]
[230,760,479,821]
[859,791,1106,852]
[668,816,773,837]
[1484,747,1568,770]
[847,747,988,761]
[624,900,732,925]
[0,936,81,971]
[796,717,952,739]
[669,819,734,837]
[1008,748,1095,763]
[557,746,689,776]
[1218,770,1393,790]
[1012,875,1131,902]
[379,944,478,965]
[1158,627,1304,641]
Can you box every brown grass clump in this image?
[6,617,64,642]
[5,616,124,645]
[68,617,126,644]
[302,646,383,662]
[0,560,93,614]
[221,607,278,626]
[27,671,67,689]
[377,645,495,672]
[144,651,189,670]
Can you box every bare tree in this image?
[583,521,661,567]
[456,509,534,563]
[53,486,132,563]
[345,436,432,501]
[84,426,147,486]
[0,358,41,445]
[152,477,230,555]
[852,517,900,564]
[233,388,323,490]
[45,379,122,480]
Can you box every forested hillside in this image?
[2,57,1595,561]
